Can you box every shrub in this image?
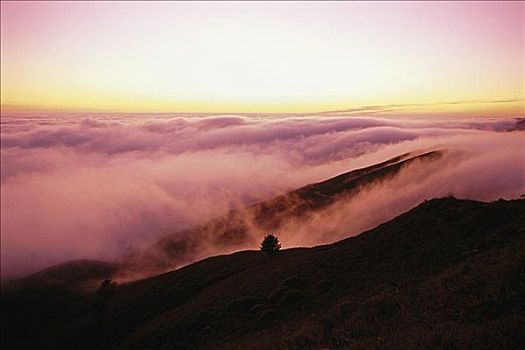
[260,234,281,253]
[96,278,117,297]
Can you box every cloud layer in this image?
[1,114,524,278]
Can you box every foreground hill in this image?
[131,150,443,272]
[2,197,524,349]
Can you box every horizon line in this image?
[1,97,523,116]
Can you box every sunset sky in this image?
[1,1,523,115]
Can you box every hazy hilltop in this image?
[129,150,444,274]
[3,150,446,286]
[2,196,524,350]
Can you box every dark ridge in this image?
[508,118,525,131]
[2,197,524,350]
[137,150,443,272]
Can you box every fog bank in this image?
[1,114,523,278]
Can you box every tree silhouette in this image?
[97,278,117,297]
[260,234,281,253]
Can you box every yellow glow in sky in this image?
[1,2,524,115]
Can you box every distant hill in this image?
[130,150,443,273]
[509,118,525,131]
[3,260,120,292]
[2,197,524,349]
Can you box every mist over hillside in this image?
[1,115,524,278]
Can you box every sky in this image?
[1,1,524,114]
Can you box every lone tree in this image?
[97,278,117,297]
[260,234,281,253]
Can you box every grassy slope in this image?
[2,197,524,350]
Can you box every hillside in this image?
[131,150,443,272]
[2,197,524,350]
[3,260,121,292]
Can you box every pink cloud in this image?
[1,115,523,279]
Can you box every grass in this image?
[2,197,524,350]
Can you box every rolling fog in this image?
[1,114,524,278]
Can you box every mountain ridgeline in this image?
[130,150,444,273]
